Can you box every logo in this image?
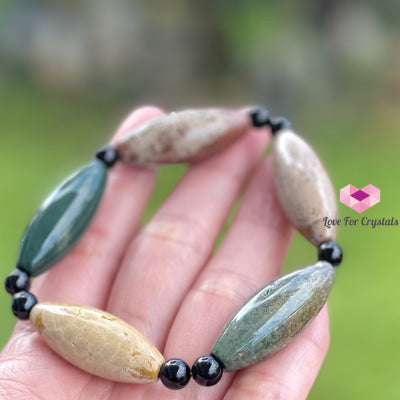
[340,184,380,213]
[323,183,396,229]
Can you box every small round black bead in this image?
[95,145,119,168]
[159,358,191,390]
[268,116,292,134]
[11,291,37,320]
[318,241,343,267]
[249,107,270,127]
[192,355,223,386]
[5,268,31,295]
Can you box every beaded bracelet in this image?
[4,107,342,390]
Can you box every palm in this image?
[0,107,330,400]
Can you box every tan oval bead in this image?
[114,108,251,166]
[272,130,337,246]
[30,303,164,384]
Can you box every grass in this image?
[0,84,399,399]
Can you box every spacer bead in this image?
[268,116,292,134]
[318,240,343,267]
[192,355,223,386]
[11,291,37,320]
[159,358,191,390]
[249,107,270,127]
[5,268,31,295]
[95,145,119,168]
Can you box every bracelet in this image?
[4,107,342,390]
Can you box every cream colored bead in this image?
[272,130,337,246]
[114,108,251,166]
[30,303,164,384]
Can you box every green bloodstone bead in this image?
[17,160,107,276]
[211,261,335,371]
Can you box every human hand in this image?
[0,106,330,399]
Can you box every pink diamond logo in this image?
[340,184,380,213]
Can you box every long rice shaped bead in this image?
[30,303,165,383]
[114,109,252,166]
[17,161,107,277]
[211,261,335,371]
[272,130,337,246]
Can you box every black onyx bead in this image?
[5,268,31,295]
[159,359,191,390]
[249,107,270,127]
[95,145,119,168]
[268,116,292,134]
[12,291,37,320]
[318,240,343,267]
[192,355,223,386]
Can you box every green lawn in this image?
[0,85,399,399]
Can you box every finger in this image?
[30,106,163,308]
[163,158,293,395]
[223,305,330,400]
[106,126,271,350]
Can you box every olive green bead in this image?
[17,160,107,276]
[211,261,335,371]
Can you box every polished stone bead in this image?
[5,268,31,294]
[192,355,223,386]
[318,241,343,267]
[211,262,335,371]
[30,303,164,383]
[12,291,37,320]
[272,130,337,246]
[114,108,252,166]
[159,359,191,390]
[17,161,107,276]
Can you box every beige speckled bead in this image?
[272,130,337,246]
[114,108,251,166]
[30,303,164,384]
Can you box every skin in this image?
[0,106,330,400]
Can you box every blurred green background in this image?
[0,1,399,398]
